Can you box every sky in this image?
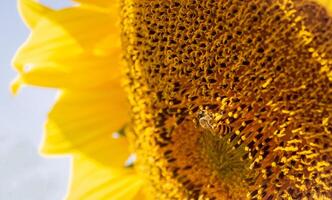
[0,1,74,199]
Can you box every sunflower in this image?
[12,0,332,199]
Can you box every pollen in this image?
[121,0,332,199]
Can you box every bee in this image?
[195,110,232,137]
[198,110,214,131]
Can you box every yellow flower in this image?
[13,0,332,199]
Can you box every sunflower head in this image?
[121,0,332,199]
[13,0,332,199]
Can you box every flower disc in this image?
[121,0,332,199]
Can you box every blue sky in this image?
[0,1,73,199]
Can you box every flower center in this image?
[197,111,252,183]
[121,0,332,199]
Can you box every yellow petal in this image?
[73,0,115,7]
[94,35,122,56]
[16,51,122,89]
[18,0,52,29]
[40,80,129,155]
[132,187,153,200]
[10,76,23,95]
[13,5,120,73]
[67,154,144,200]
